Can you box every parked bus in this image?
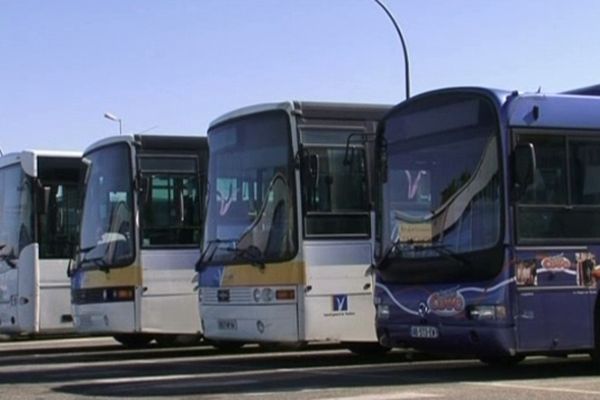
[0,150,81,335]
[374,86,600,365]
[70,135,207,347]
[197,101,390,353]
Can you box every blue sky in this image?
[1,0,599,153]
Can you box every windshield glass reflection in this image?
[79,143,134,269]
[203,111,296,265]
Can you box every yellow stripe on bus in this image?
[77,264,142,288]
[221,261,305,286]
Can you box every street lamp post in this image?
[372,0,411,99]
[104,112,123,135]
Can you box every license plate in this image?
[410,325,439,338]
[218,319,237,330]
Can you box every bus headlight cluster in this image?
[102,287,134,302]
[377,304,390,320]
[252,287,295,303]
[467,305,507,321]
[253,288,273,303]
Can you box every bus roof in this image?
[0,150,82,176]
[508,91,600,130]
[386,86,600,132]
[209,101,391,129]
[84,134,207,155]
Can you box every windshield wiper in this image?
[0,254,17,269]
[373,238,402,271]
[225,245,265,270]
[0,244,17,269]
[195,238,238,272]
[412,243,472,268]
[73,244,110,273]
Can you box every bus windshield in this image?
[381,94,501,275]
[203,111,296,265]
[79,143,135,270]
[0,164,33,269]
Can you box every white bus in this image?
[197,101,390,353]
[0,150,81,336]
[70,135,207,347]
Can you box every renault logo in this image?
[418,302,429,317]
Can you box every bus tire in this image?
[210,340,245,352]
[155,334,202,347]
[258,341,307,352]
[479,354,525,367]
[591,297,600,367]
[344,342,391,356]
[113,334,154,348]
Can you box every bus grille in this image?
[201,287,253,304]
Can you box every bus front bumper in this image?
[377,322,517,357]
[201,303,299,343]
[72,302,136,334]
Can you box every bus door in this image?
[515,249,595,351]
[514,132,600,351]
[299,129,375,341]
[36,157,81,331]
[137,155,202,334]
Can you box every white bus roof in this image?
[209,101,391,129]
[0,149,82,177]
[84,135,135,155]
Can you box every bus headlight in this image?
[467,305,507,321]
[253,288,262,303]
[261,288,273,302]
[253,288,274,303]
[377,304,390,320]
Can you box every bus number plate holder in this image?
[218,319,237,331]
[410,325,438,339]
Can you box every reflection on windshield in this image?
[384,96,500,257]
[79,144,134,269]
[0,164,33,269]
[204,111,296,265]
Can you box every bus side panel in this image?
[139,249,201,334]
[38,259,73,332]
[302,241,377,342]
[17,243,38,333]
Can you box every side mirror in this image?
[513,142,536,189]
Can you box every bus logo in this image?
[427,290,465,316]
[333,295,348,312]
[541,255,571,270]
[217,289,230,302]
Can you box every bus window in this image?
[38,184,80,259]
[140,158,201,247]
[517,134,600,242]
[302,146,370,237]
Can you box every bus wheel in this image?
[259,341,307,352]
[113,334,154,348]
[155,334,202,347]
[479,354,525,367]
[591,303,600,367]
[210,340,245,352]
[344,342,391,356]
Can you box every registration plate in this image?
[410,325,439,339]
[217,319,237,331]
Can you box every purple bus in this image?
[374,87,600,365]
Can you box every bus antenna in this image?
[372,0,411,99]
